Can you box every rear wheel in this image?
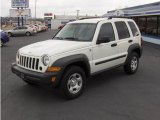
[124,52,139,74]
[60,66,86,99]
[26,32,31,36]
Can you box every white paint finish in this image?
[17,18,142,74]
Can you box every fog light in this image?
[51,77,56,82]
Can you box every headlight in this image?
[42,55,50,66]
[16,51,19,62]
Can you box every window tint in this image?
[128,21,139,36]
[14,27,20,30]
[98,23,115,41]
[55,23,97,41]
[115,21,130,39]
[22,27,28,29]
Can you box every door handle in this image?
[111,43,117,47]
[128,40,133,43]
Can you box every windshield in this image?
[54,23,97,42]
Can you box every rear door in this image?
[92,22,119,73]
[114,21,132,64]
[127,21,141,45]
[21,27,28,35]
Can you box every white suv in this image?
[12,18,143,99]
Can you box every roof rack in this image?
[79,17,101,20]
[79,16,128,20]
[108,16,128,19]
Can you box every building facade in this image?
[103,2,160,36]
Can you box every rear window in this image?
[115,21,130,40]
[128,21,139,37]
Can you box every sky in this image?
[0,0,159,18]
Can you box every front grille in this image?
[18,55,40,71]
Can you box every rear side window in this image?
[128,21,139,37]
[98,23,115,41]
[115,21,130,40]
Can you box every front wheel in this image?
[1,40,3,47]
[60,66,86,99]
[8,32,12,37]
[124,52,139,74]
[26,32,31,36]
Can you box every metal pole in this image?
[18,7,20,26]
[21,7,24,26]
[76,10,80,20]
[35,0,37,24]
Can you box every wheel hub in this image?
[131,57,137,71]
[67,73,83,94]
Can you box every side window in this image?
[14,27,20,30]
[128,21,139,37]
[21,27,27,29]
[98,23,115,41]
[115,21,130,40]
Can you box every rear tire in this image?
[124,52,139,74]
[26,32,31,36]
[60,66,86,99]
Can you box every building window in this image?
[138,17,146,33]
[146,17,157,35]
[158,16,160,36]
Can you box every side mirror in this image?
[97,36,111,44]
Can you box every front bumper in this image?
[11,63,62,87]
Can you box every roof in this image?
[103,2,160,17]
[68,17,132,24]
[69,18,108,23]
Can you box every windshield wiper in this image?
[54,37,64,40]
[64,37,79,40]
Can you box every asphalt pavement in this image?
[1,30,160,120]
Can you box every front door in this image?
[92,22,119,73]
[13,27,21,35]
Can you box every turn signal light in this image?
[47,67,62,72]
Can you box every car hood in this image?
[19,39,91,56]
[5,30,12,32]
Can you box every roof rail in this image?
[79,17,101,20]
[108,16,128,19]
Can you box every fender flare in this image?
[51,54,91,87]
[127,43,142,57]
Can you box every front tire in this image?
[1,40,3,47]
[124,52,139,74]
[60,66,86,99]
[26,32,31,36]
[8,32,12,37]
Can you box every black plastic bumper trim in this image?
[11,63,61,86]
